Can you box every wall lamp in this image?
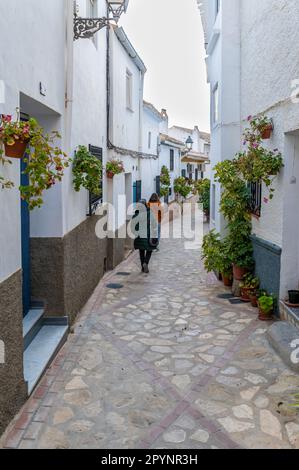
[181,136,194,155]
[74,0,129,41]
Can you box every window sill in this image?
[126,107,134,113]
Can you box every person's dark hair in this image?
[149,193,160,203]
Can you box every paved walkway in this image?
[1,221,299,449]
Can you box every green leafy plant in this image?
[240,273,259,289]
[289,393,299,409]
[202,230,232,277]
[0,152,14,189]
[19,125,70,210]
[194,178,210,214]
[0,114,32,146]
[160,165,171,197]
[106,159,124,176]
[174,177,193,200]
[73,146,102,195]
[258,295,274,314]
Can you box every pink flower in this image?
[252,142,258,149]
[264,197,269,204]
[2,114,12,123]
[247,115,252,122]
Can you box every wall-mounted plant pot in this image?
[261,124,273,140]
[106,171,114,179]
[4,140,29,159]
[222,274,233,287]
[233,265,249,281]
[258,308,273,321]
[288,290,299,305]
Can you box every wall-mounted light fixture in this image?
[181,136,194,156]
[74,0,129,41]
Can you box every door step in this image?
[279,301,299,330]
[23,308,68,395]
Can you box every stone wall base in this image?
[0,270,27,436]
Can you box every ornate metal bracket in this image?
[74,16,110,41]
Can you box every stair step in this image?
[267,321,299,373]
[24,324,68,394]
[23,309,44,350]
[279,301,299,329]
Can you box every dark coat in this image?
[132,206,157,251]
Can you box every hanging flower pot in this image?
[106,170,114,179]
[4,139,29,159]
[106,159,125,179]
[260,123,273,140]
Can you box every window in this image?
[182,169,186,178]
[148,131,152,149]
[204,143,210,155]
[212,83,219,124]
[249,181,262,217]
[126,69,133,111]
[195,169,199,181]
[170,149,174,171]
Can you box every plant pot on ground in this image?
[258,295,274,321]
[222,273,233,287]
[288,290,299,305]
[240,274,259,302]
[233,265,249,281]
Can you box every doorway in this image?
[20,113,30,316]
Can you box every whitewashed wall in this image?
[0,0,67,282]
[141,106,160,200]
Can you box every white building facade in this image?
[200,0,299,316]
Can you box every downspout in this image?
[63,0,74,235]
[138,70,145,183]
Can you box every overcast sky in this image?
[119,0,210,132]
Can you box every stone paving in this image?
[1,220,299,449]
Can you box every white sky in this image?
[119,0,210,132]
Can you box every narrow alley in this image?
[1,217,299,450]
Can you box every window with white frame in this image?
[212,83,219,124]
[126,69,133,111]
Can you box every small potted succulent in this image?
[240,274,259,302]
[258,295,275,321]
[0,114,32,158]
[106,159,125,179]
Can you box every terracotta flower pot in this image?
[222,274,233,287]
[233,265,249,281]
[240,287,254,302]
[249,292,258,308]
[261,124,273,140]
[106,171,114,179]
[258,307,273,322]
[4,140,28,159]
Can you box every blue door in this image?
[21,156,31,317]
[133,182,137,205]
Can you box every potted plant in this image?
[258,295,275,321]
[202,230,222,275]
[288,290,299,306]
[249,288,267,308]
[0,114,32,158]
[106,159,125,178]
[240,274,259,301]
[160,166,171,198]
[195,178,211,221]
[73,145,102,196]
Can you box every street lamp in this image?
[74,0,128,41]
[185,136,194,152]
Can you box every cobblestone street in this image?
[1,220,299,450]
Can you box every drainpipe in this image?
[138,71,145,183]
[63,0,74,234]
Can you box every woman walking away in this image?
[132,199,157,274]
[148,193,163,245]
